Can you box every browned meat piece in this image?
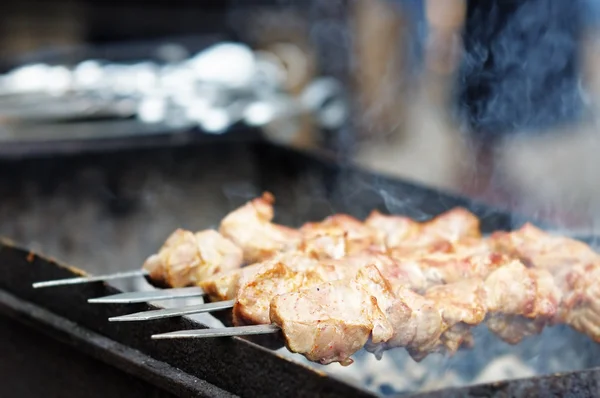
[270,265,393,366]
[421,207,481,242]
[424,279,487,354]
[364,211,420,249]
[299,214,380,259]
[142,229,243,288]
[483,261,561,344]
[338,250,429,292]
[219,192,302,263]
[271,257,563,366]
[363,280,443,360]
[552,262,600,341]
[367,207,481,255]
[489,224,600,342]
[233,252,323,325]
[413,250,512,288]
[489,223,598,273]
[200,262,263,302]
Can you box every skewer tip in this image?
[151,325,281,339]
[31,270,149,289]
[88,286,205,304]
[108,300,236,322]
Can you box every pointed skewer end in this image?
[32,270,149,289]
[151,325,281,339]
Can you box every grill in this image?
[2,137,600,397]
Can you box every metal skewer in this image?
[32,270,149,288]
[108,300,235,322]
[152,324,280,339]
[88,286,205,304]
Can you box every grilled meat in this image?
[142,229,243,288]
[366,207,481,256]
[270,260,560,366]
[269,265,394,366]
[299,214,381,259]
[490,224,600,342]
[138,193,600,368]
[219,192,302,264]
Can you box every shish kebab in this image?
[30,193,600,366]
[33,192,484,304]
[149,225,600,367]
[145,247,558,366]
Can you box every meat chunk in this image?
[299,214,380,259]
[557,263,600,342]
[219,192,301,263]
[421,207,481,242]
[270,267,393,366]
[339,250,428,292]
[489,223,598,273]
[414,250,511,288]
[200,262,262,302]
[425,279,487,354]
[483,260,561,344]
[142,229,243,288]
[233,252,322,325]
[365,211,420,249]
[371,286,444,361]
[367,207,481,257]
[489,223,600,341]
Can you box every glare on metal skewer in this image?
[109,300,235,322]
[32,270,149,288]
[152,324,280,339]
[89,286,205,304]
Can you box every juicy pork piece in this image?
[199,262,263,302]
[338,250,429,292]
[483,260,561,344]
[366,207,481,255]
[299,214,380,259]
[489,223,598,273]
[557,262,600,342]
[219,192,302,264]
[270,265,394,366]
[271,258,561,366]
[408,250,512,289]
[231,251,421,326]
[420,207,482,242]
[364,211,420,249]
[233,252,324,325]
[423,279,487,355]
[142,229,243,288]
[490,224,600,342]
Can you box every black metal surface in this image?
[415,369,600,398]
[0,240,374,398]
[0,288,229,398]
[0,139,589,397]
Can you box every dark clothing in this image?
[456,0,586,140]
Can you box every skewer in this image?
[108,300,235,322]
[88,287,205,304]
[152,324,280,339]
[32,270,149,288]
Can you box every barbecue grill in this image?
[3,137,600,397]
[3,1,600,395]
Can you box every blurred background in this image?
[2,0,600,232]
[2,0,600,231]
